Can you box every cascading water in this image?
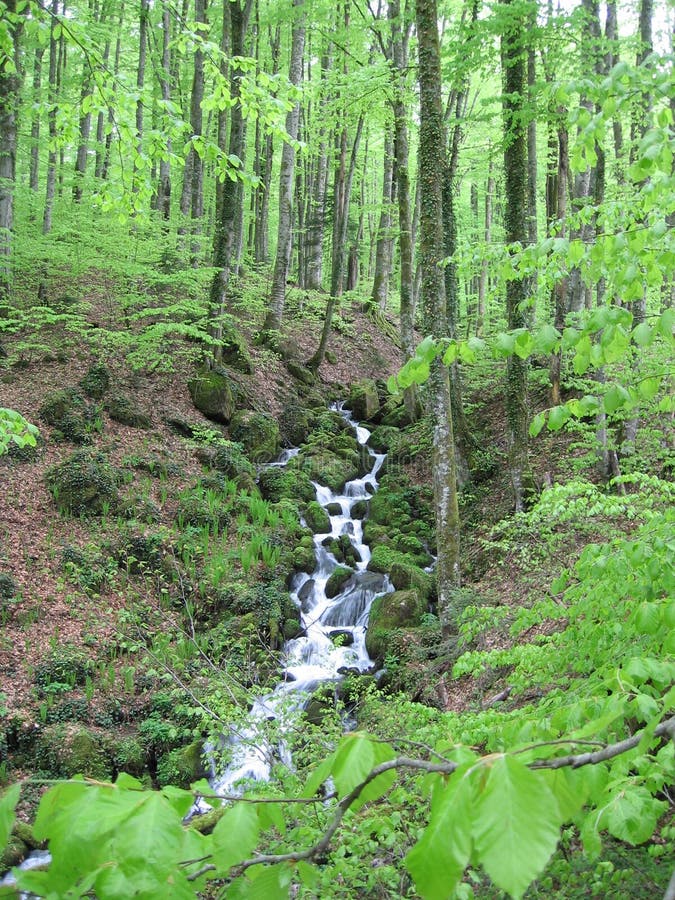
[210,404,392,795]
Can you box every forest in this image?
[0,0,673,895]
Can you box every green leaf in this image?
[472,756,561,900]
[638,376,661,401]
[657,308,674,340]
[533,324,561,354]
[539,768,586,822]
[632,322,653,347]
[599,786,667,845]
[329,732,396,810]
[603,385,631,414]
[513,330,535,360]
[547,405,571,431]
[529,412,546,438]
[0,784,20,852]
[212,801,260,871]
[494,332,516,358]
[302,753,336,798]
[405,771,473,900]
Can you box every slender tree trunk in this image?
[307,113,365,370]
[549,117,569,405]
[0,0,21,304]
[477,157,493,335]
[29,47,45,194]
[73,0,95,202]
[303,51,331,290]
[156,0,172,220]
[262,0,305,336]
[501,0,535,511]
[209,0,252,356]
[416,0,461,635]
[370,129,394,308]
[42,0,59,235]
[133,0,150,200]
[101,1,124,183]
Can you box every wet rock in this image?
[325,565,354,599]
[297,579,315,611]
[328,629,355,647]
[304,501,330,534]
[349,379,380,422]
[366,590,427,661]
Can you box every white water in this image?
[210,404,391,795]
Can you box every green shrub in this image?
[39,388,98,444]
[79,363,110,400]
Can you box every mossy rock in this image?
[349,379,380,422]
[211,441,255,480]
[220,321,254,374]
[297,449,359,492]
[304,685,338,726]
[1,835,28,869]
[293,540,316,574]
[362,521,389,547]
[188,368,237,424]
[304,500,330,533]
[350,499,368,519]
[0,572,17,600]
[325,565,354,599]
[324,534,360,567]
[106,395,151,429]
[258,467,315,504]
[45,449,120,516]
[365,590,427,660]
[34,725,112,779]
[279,401,315,446]
[229,410,280,464]
[111,736,148,776]
[381,398,415,428]
[156,740,207,788]
[367,546,434,600]
[39,388,97,444]
[33,648,91,689]
[79,363,110,400]
[368,425,401,454]
[286,360,315,386]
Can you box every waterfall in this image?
[210,404,391,795]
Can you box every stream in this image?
[210,403,391,794]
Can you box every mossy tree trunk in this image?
[416,0,461,636]
[500,0,535,511]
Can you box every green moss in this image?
[348,379,381,422]
[45,449,120,516]
[367,546,434,599]
[79,363,110,400]
[304,501,330,533]
[39,388,98,444]
[106,395,151,428]
[365,590,427,660]
[229,410,280,463]
[325,565,354,599]
[156,740,207,788]
[188,368,236,424]
[34,725,111,779]
[279,401,316,445]
[211,441,255,480]
[258,467,315,504]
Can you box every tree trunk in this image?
[262,0,305,336]
[253,24,281,265]
[42,0,59,235]
[29,47,45,194]
[73,0,95,202]
[156,0,172,220]
[100,1,124,182]
[306,113,365,370]
[477,156,493,335]
[416,0,461,636]
[501,0,535,511]
[209,0,252,356]
[132,0,150,200]
[369,129,394,308]
[303,49,331,290]
[0,0,20,304]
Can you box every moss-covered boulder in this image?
[106,395,151,428]
[349,379,380,422]
[297,449,359,492]
[39,388,97,444]
[325,565,354,599]
[258,466,315,504]
[324,534,360,567]
[293,537,316,574]
[34,725,112,779]
[365,590,427,660]
[367,545,434,600]
[156,740,207,788]
[79,363,110,400]
[229,410,280,464]
[212,441,255,481]
[46,449,120,516]
[286,360,315,386]
[304,501,330,533]
[279,401,315,446]
[220,321,253,374]
[368,425,400,454]
[188,368,237,424]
